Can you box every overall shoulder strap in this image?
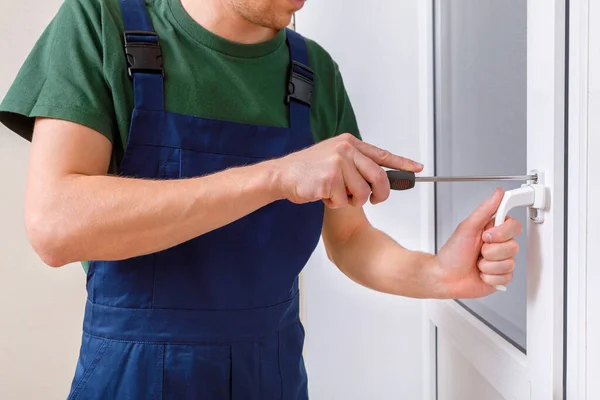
[285,29,314,133]
[119,0,165,111]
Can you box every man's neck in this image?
[181,0,278,44]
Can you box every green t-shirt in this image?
[0,0,361,174]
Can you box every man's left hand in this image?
[433,188,523,299]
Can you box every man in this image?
[0,0,521,398]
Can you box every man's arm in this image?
[322,189,522,299]
[26,121,422,268]
[322,206,443,299]
[26,118,281,267]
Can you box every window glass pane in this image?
[434,0,527,352]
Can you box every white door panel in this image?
[423,0,567,398]
[428,301,529,399]
[437,330,504,400]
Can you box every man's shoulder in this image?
[55,0,124,33]
[61,0,121,16]
[301,35,336,66]
[296,33,342,80]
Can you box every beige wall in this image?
[0,1,87,399]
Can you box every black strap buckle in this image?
[286,61,314,106]
[123,31,164,78]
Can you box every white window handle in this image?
[491,179,548,291]
[494,184,547,227]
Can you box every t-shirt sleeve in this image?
[0,0,116,143]
[333,62,362,141]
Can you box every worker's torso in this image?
[68,1,322,398]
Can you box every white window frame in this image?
[418,0,579,398]
[570,0,600,398]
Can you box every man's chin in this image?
[266,14,295,31]
[288,0,306,11]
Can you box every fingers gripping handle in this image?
[492,183,547,292]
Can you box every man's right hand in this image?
[269,133,423,209]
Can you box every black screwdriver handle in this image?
[348,170,416,198]
[386,170,416,191]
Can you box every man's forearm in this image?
[26,162,280,267]
[327,225,448,299]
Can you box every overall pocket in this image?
[67,334,164,400]
[67,334,110,400]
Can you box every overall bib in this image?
[66,1,324,398]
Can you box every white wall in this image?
[297,2,426,399]
[0,2,87,400]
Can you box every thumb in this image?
[461,188,505,230]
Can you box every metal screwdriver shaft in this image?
[385,170,537,191]
[415,175,537,183]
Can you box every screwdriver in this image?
[385,170,537,190]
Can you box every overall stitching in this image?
[277,331,284,400]
[229,345,233,397]
[157,344,165,400]
[83,318,299,347]
[86,291,299,312]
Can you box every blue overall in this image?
[66,1,324,399]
